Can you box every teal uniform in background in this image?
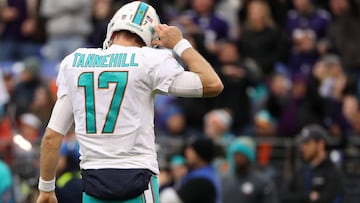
[0,160,15,203]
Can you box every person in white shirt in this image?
[36,1,223,203]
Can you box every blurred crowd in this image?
[1,0,360,202]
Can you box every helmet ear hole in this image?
[110,33,116,41]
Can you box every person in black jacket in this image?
[239,0,288,76]
[177,137,221,203]
[281,124,345,203]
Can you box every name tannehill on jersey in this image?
[72,52,139,68]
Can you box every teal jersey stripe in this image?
[133,2,149,25]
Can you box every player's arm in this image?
[152,24,223,97]
[37,95,73,203]
[37,128,63,203]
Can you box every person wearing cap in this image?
[169,155,188,189]
[176,137,221,203]
[12,57,44,117]
[159,155,188,203]
[281,124,344,203]
[222,137,279,203]
[18,113,42,144]
[204,108,234,148]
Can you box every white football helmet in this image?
[103,1,160,49]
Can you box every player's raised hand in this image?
[151,24,183,49]
[37,191,58,203]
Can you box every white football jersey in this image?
[56,45,184,174]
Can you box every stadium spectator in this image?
[204,108,234,148]
[158,164,172,193]
[0,160,15,203]
[222,137,279,203]
[253,109,277,137]
[12,113,41,202]
[0,0,43,61]
[252,109,277,171]
[154,95,197,159]
[161,0,190,24]
[341,94,360,136]
[203,108,235,174]
[40,0,93,61]
[56,129,79,176]
[29,85,55,131]
[328,0,360,74]
[288,28,319,77]
[214,40,260,133]
[263,73,293,137]
[286,0,331,41]
[55,129,82,203]
[0,70,12,164]
[160,154,188,192]
[88,0,112,48]
[155,95,192,138]
[175,97,216,134]
[310,54,353,136]
[285,0,331,77]
[17,113,42,144]
[159,155,188,203]
[170,155,188,189]
[177,137,221,203]
[239,0,287,76]
[0,114,12,164]
[11,57,44,118]
[177,0,229,55]
[215,0,241,39]
[238,0,292,28]
[281,124,345,203]
[267,57,348,137]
